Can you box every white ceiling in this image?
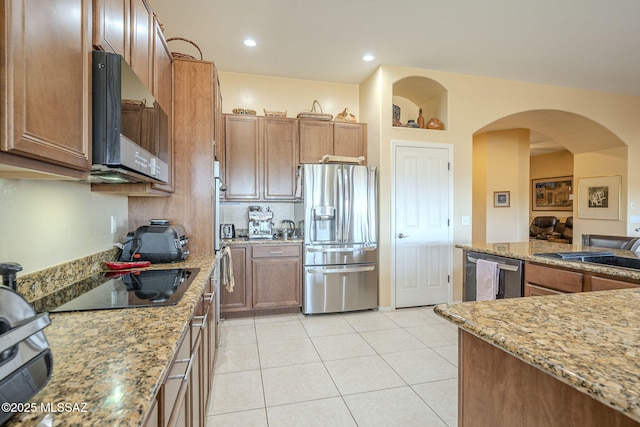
[148,0,640,95]
[146,0,640,156]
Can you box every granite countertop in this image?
[434,288,640,422]
[8,254,217,427]
[458,240,640,280]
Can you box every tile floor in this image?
[206,306,459,427]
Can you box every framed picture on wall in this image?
[532,176,573,211]
[494,191,510,207]
[577,175,621,220]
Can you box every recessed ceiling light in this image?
[362,54,374,61]
[244,39,257,47]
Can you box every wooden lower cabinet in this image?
[587,275,640,292]
[252,245,301,309]
[221,243,302,317]
[146,272,217,427]
[524,283,564,297]
[220,246,251,313]
[525,261,640,296]
[524,262,583,296]
[459,330,639,426]
[161,327,191,427]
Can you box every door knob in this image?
[397,233,409,239]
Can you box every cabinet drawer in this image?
[590,276,640,292]
[524,263,583,293]
[524,283,564,297]
[252,244,301,258]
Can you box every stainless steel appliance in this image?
[463,250,523,301]
[303,164,378,314]
[248,206,274,239]
[32,268,200,313]
[213,161,225,338]
[0,263,53,425]
[91,50,169,184]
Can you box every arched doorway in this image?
[472,109,628,244]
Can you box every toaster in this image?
[120,220,190,263]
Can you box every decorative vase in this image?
[426,118,444,130]
[417,109,425,129]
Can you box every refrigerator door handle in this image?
[307,266,376,274]
[307,246,377,253]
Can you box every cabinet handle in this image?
[269,251,284,254]
[168,354,195,382]
[192,313,208,329]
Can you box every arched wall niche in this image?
[392,76,448,129]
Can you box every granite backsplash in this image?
[13,248,119,303]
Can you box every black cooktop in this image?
[32,268,200,313]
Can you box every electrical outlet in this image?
[110,216,117,234]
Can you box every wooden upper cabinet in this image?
[1,0,92,173]
[299,121,367,164]
[334,122,367,159]
[224,115,261,200]
[152,17,172,114]
[264,118,299,200]
[93,0,130,59]
[130,0,153,90]
[299,121,332,164]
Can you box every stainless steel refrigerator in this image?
[302,164,378,314]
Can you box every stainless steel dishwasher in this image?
[463,250,524,301]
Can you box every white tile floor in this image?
[206,306,459,427]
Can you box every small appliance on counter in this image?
[248,206,274,240]
[119,219,189,263]
[0,262,53,425]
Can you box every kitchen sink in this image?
[535,251,640,270]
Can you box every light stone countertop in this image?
[438,240,640,422]
[7,254,217,427]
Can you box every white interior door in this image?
[394,143,452,307]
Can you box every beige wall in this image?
[0,179,128,275]
[476,129,530,243]
[217,72,360,119]
[573,147,628,239]
[359,64,639,307]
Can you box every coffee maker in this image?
[248,206,274,239]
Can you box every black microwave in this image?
[91,50,169,184]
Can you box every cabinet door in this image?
[220,247,252,312]
[1,0,91,172]
[224,115,261,200]
[264,118,298,200]
[523,283,563,297]
[93,0,130,59]
[163,331,190,427]
[153,18,172,114]
[130,0,153,90]
[524,263,583,293]
[334,122,367,161]
[590,276,639,292]
[299,121,332,164]
[252,245,301,309]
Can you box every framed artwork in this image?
[494,191,510,207]
[577,175,621,220]
[532,176,573,211]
